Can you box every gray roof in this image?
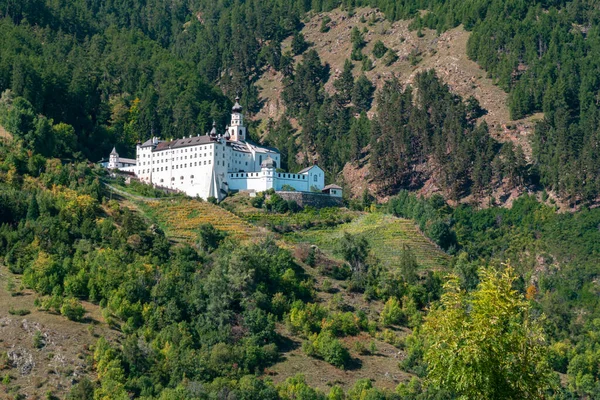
[298,165,322,174]
[153,135,215,152]
[261,156,276,168]
[110,147,118,155]
[322,184,342,191]
[232,96,243,113]
[139,138,155,147]
[119,158,136,164]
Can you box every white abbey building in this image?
[104,98,342,201]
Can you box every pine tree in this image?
[26,194,39,221]
[333,59,354,105]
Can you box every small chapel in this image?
[103,97,342,201]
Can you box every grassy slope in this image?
[285,213,449,270]
[139,198,259,243]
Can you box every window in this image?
[191,175,194,179]
[314,175,318,182]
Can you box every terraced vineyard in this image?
[138,198,259,244]
[285,213,449,270]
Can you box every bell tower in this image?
[229,96,246,142]
[108,147,119,169]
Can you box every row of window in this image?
[231,172,261,178]
[139,160,213,174]
[139,145,213,158]
[159,176,195,183]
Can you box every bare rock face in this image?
[7,347,35,375]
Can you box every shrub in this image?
[373,40,387,58]
[324,312,360,337]
[307,331,351,369]
[8,307,30,316]
[250,195,264,208]
[0,352,9,370]
[354,341,368,355]
[196,223,227,252]
[33,330,44,349]
[60,297,86,321]
[381,297,404,326]
[383,49,398,66]
[320,16,331,33]
[305,247,316,267]
[288,302,328,336]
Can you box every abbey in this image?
[104,98,342,201]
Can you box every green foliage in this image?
[361,57,374,72]
[33,330,45,349]
[292,32,309,55]
[382,49,398,66]
[422,267,552,399]
[381,297,404,326]
[60,298,86,321]
[337,232,370,276]
[320,16,331,33]
[8,307,30,316]
[373,40,387,58]
[304,331,351,369]
[278,374,326,400]
[196,223,227,253]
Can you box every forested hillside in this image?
[1,0,600,203]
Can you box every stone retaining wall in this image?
[276,191,344,208]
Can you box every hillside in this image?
[109,190,446,390]
[0,266,118,399]
[285,213,449,271]
[258,8,537,138]
[254,7,542,204]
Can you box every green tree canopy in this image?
[422,266,552,399]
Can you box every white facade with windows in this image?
[104,98,336,201]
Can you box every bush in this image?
[196,223,227,252]
[383,49,398,66]
[320,16,331,33]
[381,297,404,326]
[250,195,264,208]
[60,297,86,321]
[373,40,387,58]
[288,302,328,336]
[305,331,351,369]
[33,330,44,349]
[324,312,360,337]
[8,307,30,316]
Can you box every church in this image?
[104,98,342,201]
